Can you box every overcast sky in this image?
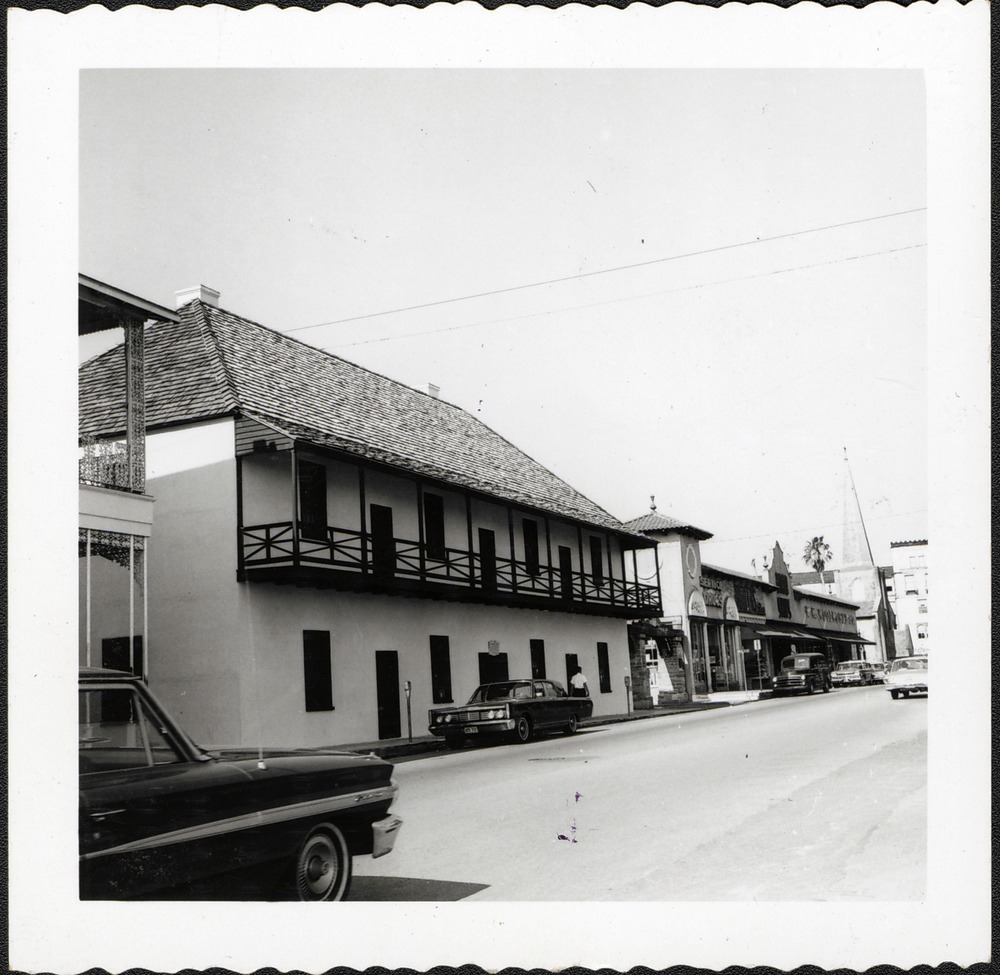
[80,68,927,572]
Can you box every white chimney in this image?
[427,383,440,399]
[175,285,220,309]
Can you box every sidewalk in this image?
[336,689,769,760]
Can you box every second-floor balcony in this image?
[239,520,661,618]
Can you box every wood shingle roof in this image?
[79,299,647,538]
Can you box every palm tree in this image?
[803,535,833,575]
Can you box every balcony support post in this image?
[632,548,639,608]
[543,515,554,599]
[465,496,475,587]
[507,507,517,594]
[653,544,662,613]
[576,524,586,604]
[86,529,92,668]
[606,532,616,606]
[143,540,149,683]
[235,454,245,574]
[129,535,135,672]
[290,446,300,565]
[123,317,146,493]
[416,482,426,583]
[358,467,368,573]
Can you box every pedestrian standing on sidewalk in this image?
[570,667,590,697]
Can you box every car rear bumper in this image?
[371,815,403,859]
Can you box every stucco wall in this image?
[233,586,631,748]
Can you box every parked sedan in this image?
[830,660,877,687]
[428,678,594,748]
[79,668,402,901]
[886,655,929,699]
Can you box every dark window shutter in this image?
[523,519,540,576]
[424,493,446,561]
[303,630,334,711]
[597,642,611,693]
[298,460,328,541]
[429,635,453,703]
[590,536,604,588]
[530,639,546,679]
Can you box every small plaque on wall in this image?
[488,640,500,656]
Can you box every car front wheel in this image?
[890,689,900,700]
[563,713,578,735]
[514,715,532,743]
[444,735,464,750]
[293,824,352,901]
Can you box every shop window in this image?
[101,635,144,679]
[590,536,605,588]
[523,518,540,576]
[303,630,334,712]
[298,460,328,541]
[530,639,546,679]
[423,492,446,561]
[429,635,453,704]
[597,642,611,693]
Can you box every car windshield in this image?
[782,656,818,671]
[468,682,531,703]
[835,662,858,671]
[890,658,928,672]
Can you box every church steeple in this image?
[841,448,875,568]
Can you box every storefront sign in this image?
[703,589,723,608]
[802,605,854,627]
[688,589,707,617]
[723,597,740,621]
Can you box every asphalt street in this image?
[352,685,927,901]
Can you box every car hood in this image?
[207,746,393,771]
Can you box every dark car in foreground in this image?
[428,679,594,748]
[772,652,833,695]
[79,668,402,901]
[886,655,929,699]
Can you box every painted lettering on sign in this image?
[803,605,854,627]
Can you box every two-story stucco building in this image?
[79,285,662,747]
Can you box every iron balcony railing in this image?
[240,520,660,615]
[79,439,136,492]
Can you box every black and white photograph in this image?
[6,4,991,974]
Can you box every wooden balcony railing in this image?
[240,520,660,617]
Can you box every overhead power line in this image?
[288,206,927,335]
[327,242,926,350]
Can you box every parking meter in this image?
[404,680,412,741]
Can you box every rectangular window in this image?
[777,597,791,618]
[589,536,605,588]
[370,504,395,578]
[530,639,546,679]
[423,492,446,561]
[523,518,540,576]
[597,642,611,693]
[101,635,144,678]
[478,652,509,685]
[478,528,497,591]
[429,635,453,704]
[298,459,328,541]
[904,574,917,594]
[303,630,334,711]
[775,573,789,594]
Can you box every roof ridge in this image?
[192,303,241,411]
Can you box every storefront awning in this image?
[755,626,818,640]
[805,628,876,645]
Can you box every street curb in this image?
[350,698,745,760]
